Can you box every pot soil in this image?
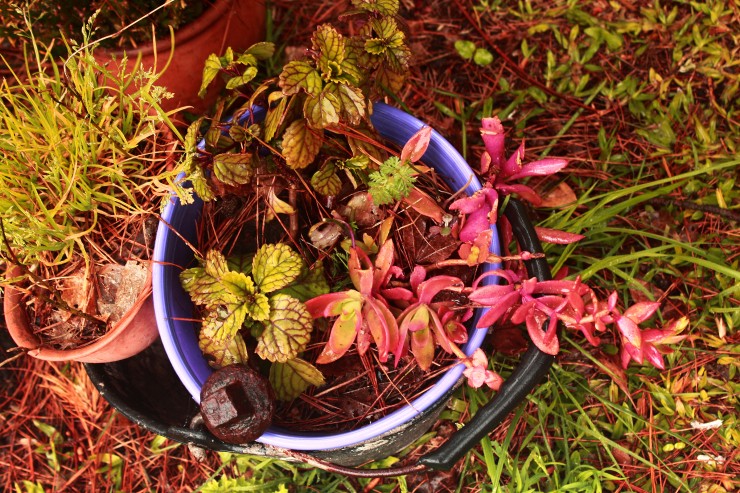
[152,103,504,453]
[97,0,266,115]
[3,262,157,363]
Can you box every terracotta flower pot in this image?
[98,0,266,115]
[3,264,158,363]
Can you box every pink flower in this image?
[463,349,503,390]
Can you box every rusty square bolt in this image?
[200,364,275,444]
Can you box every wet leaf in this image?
[245,41,276,60]
[401,126,432,163]
[199,53,223,98]
[311,162,343,196]
[270,358,325,401]
[304,92,340,128]
[276,262,330,302]
[282,119,323,169]
[213,153,254,186]
[190,168,215,202]
[252,243,304,293]
[245,292,270,322]
[199,325,249,369]
[313,25,345,79]
[279,61,322,96]
[539,181,577,208]
[256,294,313,362]
[351,0,399,15]
[202,302,248,340]
[225,66,258,90]
[332,83,365,125]
[263,94,287,142]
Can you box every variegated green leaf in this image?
[304,92,340,129]
[245,292,270,322]
[263,95,287,142]
[235,53,258,67]
[351,0,399,15]
[199,53,223,98]
[279,60,322,97]
[226,253,253,275]
[276,262,330,302]
[181,251,234,307]
[269,358,325,401]
[228,124,249,143]
[199,325,249,369]
[245,41,276,60]
[225,66,258,90]
[344,154,370,170]
[312,25,345,80]
[203,302,249,340]
[256,294,313,362]
[310,162,342,196]
[340,45,363,86]
[366,18,409,72]
[374,63,406,94]
[282,119,323,169]
[334,83,365,125]
[252,243,304,293]
[205,250,229,278]
[189,168,216,202]
[221,271,255,298]
[212,153,254,186]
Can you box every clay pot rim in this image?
[103,0,234,59]
[3,262,153,361]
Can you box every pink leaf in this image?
[481,117,505,169]
[525,308,559,355]
[373,239,396,292]
[617,316,643,350]
[416,276,464,305]
[507,158,568,181]
[497,183,542,205]
[535,227,585,245]
[475,290,521,328]
[410,265,427,293]
[502,142,525,178]
[401,126,432,163]
[305,291,356,318]
[468,283,515,305]
[364,298,399,363]
[624,302,660,324]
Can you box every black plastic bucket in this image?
[85,199,554,473]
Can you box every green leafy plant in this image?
[181,244,328,400]
[179,0,410,202]
[0,12,182,347]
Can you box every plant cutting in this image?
[0,19,185,362]
[152,0,688,468]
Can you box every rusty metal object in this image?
[200,365,275,444]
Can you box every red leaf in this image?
[401,126,432,163]
[535,227,585,245]
[403,187,445,223]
